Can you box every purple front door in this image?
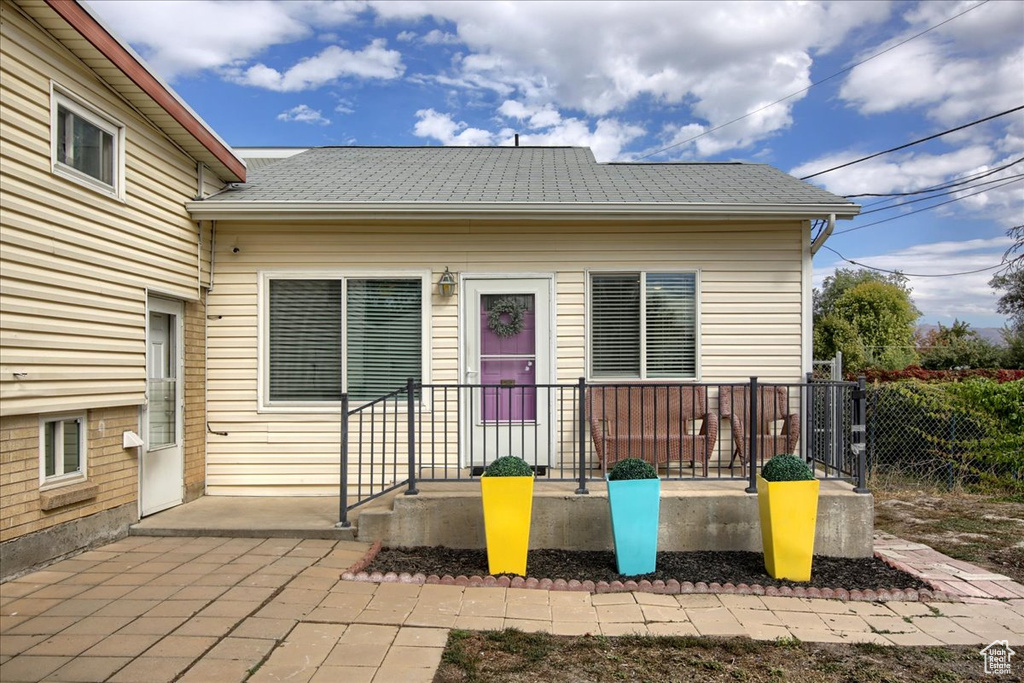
[480,294,536,422]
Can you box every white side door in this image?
[463,278,552,468]
[141,296,184,516]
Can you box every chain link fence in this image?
[864,382,1024,493]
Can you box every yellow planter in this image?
[757,475,819,581]
[481,475,534,575]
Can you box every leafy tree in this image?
[918,319,1007,370]
[990,269,1024,330]
[1002,326,1024,369]
[814,268,916,320]
[814,268,920,372]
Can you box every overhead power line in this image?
[855,172,1024,216]
[821,245,1007,278]
[834,176,1024,235]
[846,156,1024,200]
[799,104,1024,180]
[635,0,991,161]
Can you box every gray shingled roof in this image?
[201,146,854,208]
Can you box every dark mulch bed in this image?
[366,547,931,591]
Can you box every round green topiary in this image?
[483,456,533,477]
[760,454,815,482]
[608,458,659,481]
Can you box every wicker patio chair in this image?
[719,385,800,477]
[587,385,718,475]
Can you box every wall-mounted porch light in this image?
[438,267,457,297]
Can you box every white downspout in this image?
[809,213,835,255]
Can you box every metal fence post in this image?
[337,393,351,528]
[405,378,419,496]
[804,371,813,466]
[576,376,589,494]
[853,376,869,493]
[746,377,758,493]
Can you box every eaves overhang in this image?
[185,201,862,222]
[23,0,246,182]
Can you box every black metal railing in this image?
[337,376,868,525]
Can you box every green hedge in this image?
[867,379,1024,493]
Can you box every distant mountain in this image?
[917,324,1007,346]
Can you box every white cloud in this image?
[510,118,646,163]
[814,237,1015,325]
[396,30,417,42]
[422,29,460,46]
[791,146,998,196]
[793,150,1024,225]
[839,2,1024,126]
[227,40,404,91]
[90,0,366,79]
[372,1,893,155]
[498,101,562,129]
[277,104,331,125]
[416,104,644,161]
[413,109,495,146]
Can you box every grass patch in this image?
[434,630,989,682]
[873,489,1024,583]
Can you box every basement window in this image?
[40,415,87,488]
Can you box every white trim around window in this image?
[39,413,87,489]
[257,270,432,413]
[50,83,126,199]
[585,268,702,381]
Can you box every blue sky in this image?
[89,0,1023,328]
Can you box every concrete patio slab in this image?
[2,532,1024,682]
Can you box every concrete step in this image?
[129,496,359,541]
[129,524,358,541]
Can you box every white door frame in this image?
[459,273,557,469]
[140,295,185,516]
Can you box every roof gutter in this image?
[45,0,245,182]
[809,213,836,255]
[185,201,862,222]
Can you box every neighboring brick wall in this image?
[0,406,140,544]
[183,298,206,501]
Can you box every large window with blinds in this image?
[266,276,425,404]
[589,271,699,380]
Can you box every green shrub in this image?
[761,454,815,482]
[607,458,658,481]
[867,379,1024,494]
[483,456,533,477]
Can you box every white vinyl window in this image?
[51,86,123,197]
[40,415,86,486]
[266,276,425,405]
[589,271,699,379]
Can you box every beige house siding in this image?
[0,1,208,416]
[205,220,808,495]
[0,0,220,558]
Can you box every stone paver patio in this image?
[2,535,1023,682]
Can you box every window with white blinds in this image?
[347,279,422,401]
[590,272,698,379]
[268,277,423,403]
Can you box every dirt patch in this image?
[367,547,930,592]
[434,630,989,683]
[875,490,1024,583]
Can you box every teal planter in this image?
[607,477,661,576]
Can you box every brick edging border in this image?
[873,548,956,601]
[339,542,952,602]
